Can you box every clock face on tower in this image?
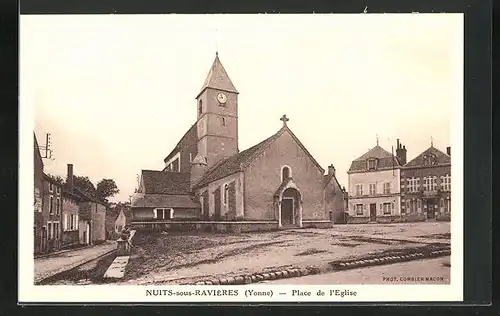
[217,92,227,104]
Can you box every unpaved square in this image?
[120,222,450,285]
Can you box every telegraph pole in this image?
[39,133,54,160]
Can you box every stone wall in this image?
[244,131,327,222]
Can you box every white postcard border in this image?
[19,13,464,303]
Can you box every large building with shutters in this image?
[131,53,347,232]
[346,139,451,223]
[400,145,451,221]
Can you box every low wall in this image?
[436,213,451,221]
[400,213,427,222]
[302,220,332,229]
[61,231,79,249]
[346,213,447,223]
[347,217,370,224]
[131,220,283,234]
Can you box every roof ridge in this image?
[283,126,325,173]
[164,123,197,163]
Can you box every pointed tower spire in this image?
[196,53,238,99]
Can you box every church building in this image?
[131,53,346,232]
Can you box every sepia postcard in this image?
[19,13,464,303]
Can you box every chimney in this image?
[395,141,407,166]
[446,146,451,156]
[328,164,336,176]
[67,164,74,191]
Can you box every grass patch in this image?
[333,242,361,248]
[295,248,328,256]
[348,236,409,245]
[329,243,450,267]
[416,233,451,239]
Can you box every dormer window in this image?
[367,158,378,171]
[423,154,437,166]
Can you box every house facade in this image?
[34,134,45,254]
[400,145,451,221]
[131,53,346,232]
[347,141,405,223]
[41,173,63,252]
[61,165,80,248]
[63,163,108,245]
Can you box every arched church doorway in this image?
[281,188,300,226]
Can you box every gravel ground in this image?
[119,222,450,285]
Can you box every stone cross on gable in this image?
[280,114,289,126]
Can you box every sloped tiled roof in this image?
[348,145,400,173]
[164,123,197,163]
[323,173,343,190]
[404,146,451,168]
[194,125,325,188]
[131,194,200,209]
[72,186,107,205]
[141,170,191,195]
[34,133,44,170]
[196,53,238,98]
[194,132,279,188]
[62,188,83,202]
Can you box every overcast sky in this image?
[21,14,462,203]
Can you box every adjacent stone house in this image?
[132,53,346,232]
[324,165,348,224]
[64,163,108,245]
[400,145,451,221]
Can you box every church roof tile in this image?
[131,193,200,209]
[194,132,279,188]
[194,125,325,188]
[141,170,191,195]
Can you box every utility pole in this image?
[39,133,54,160]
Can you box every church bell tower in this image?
[193,52,239,170]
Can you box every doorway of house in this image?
[86,222,91,244]
[369,204,377,222]
[426,199,436,219]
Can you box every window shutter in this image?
[63,214,67,231]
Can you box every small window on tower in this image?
[198,100,203,115]
[222,117,226,126]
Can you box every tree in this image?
[72,176,97,197]
[47,174,65,186]
[96,179,119,202]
